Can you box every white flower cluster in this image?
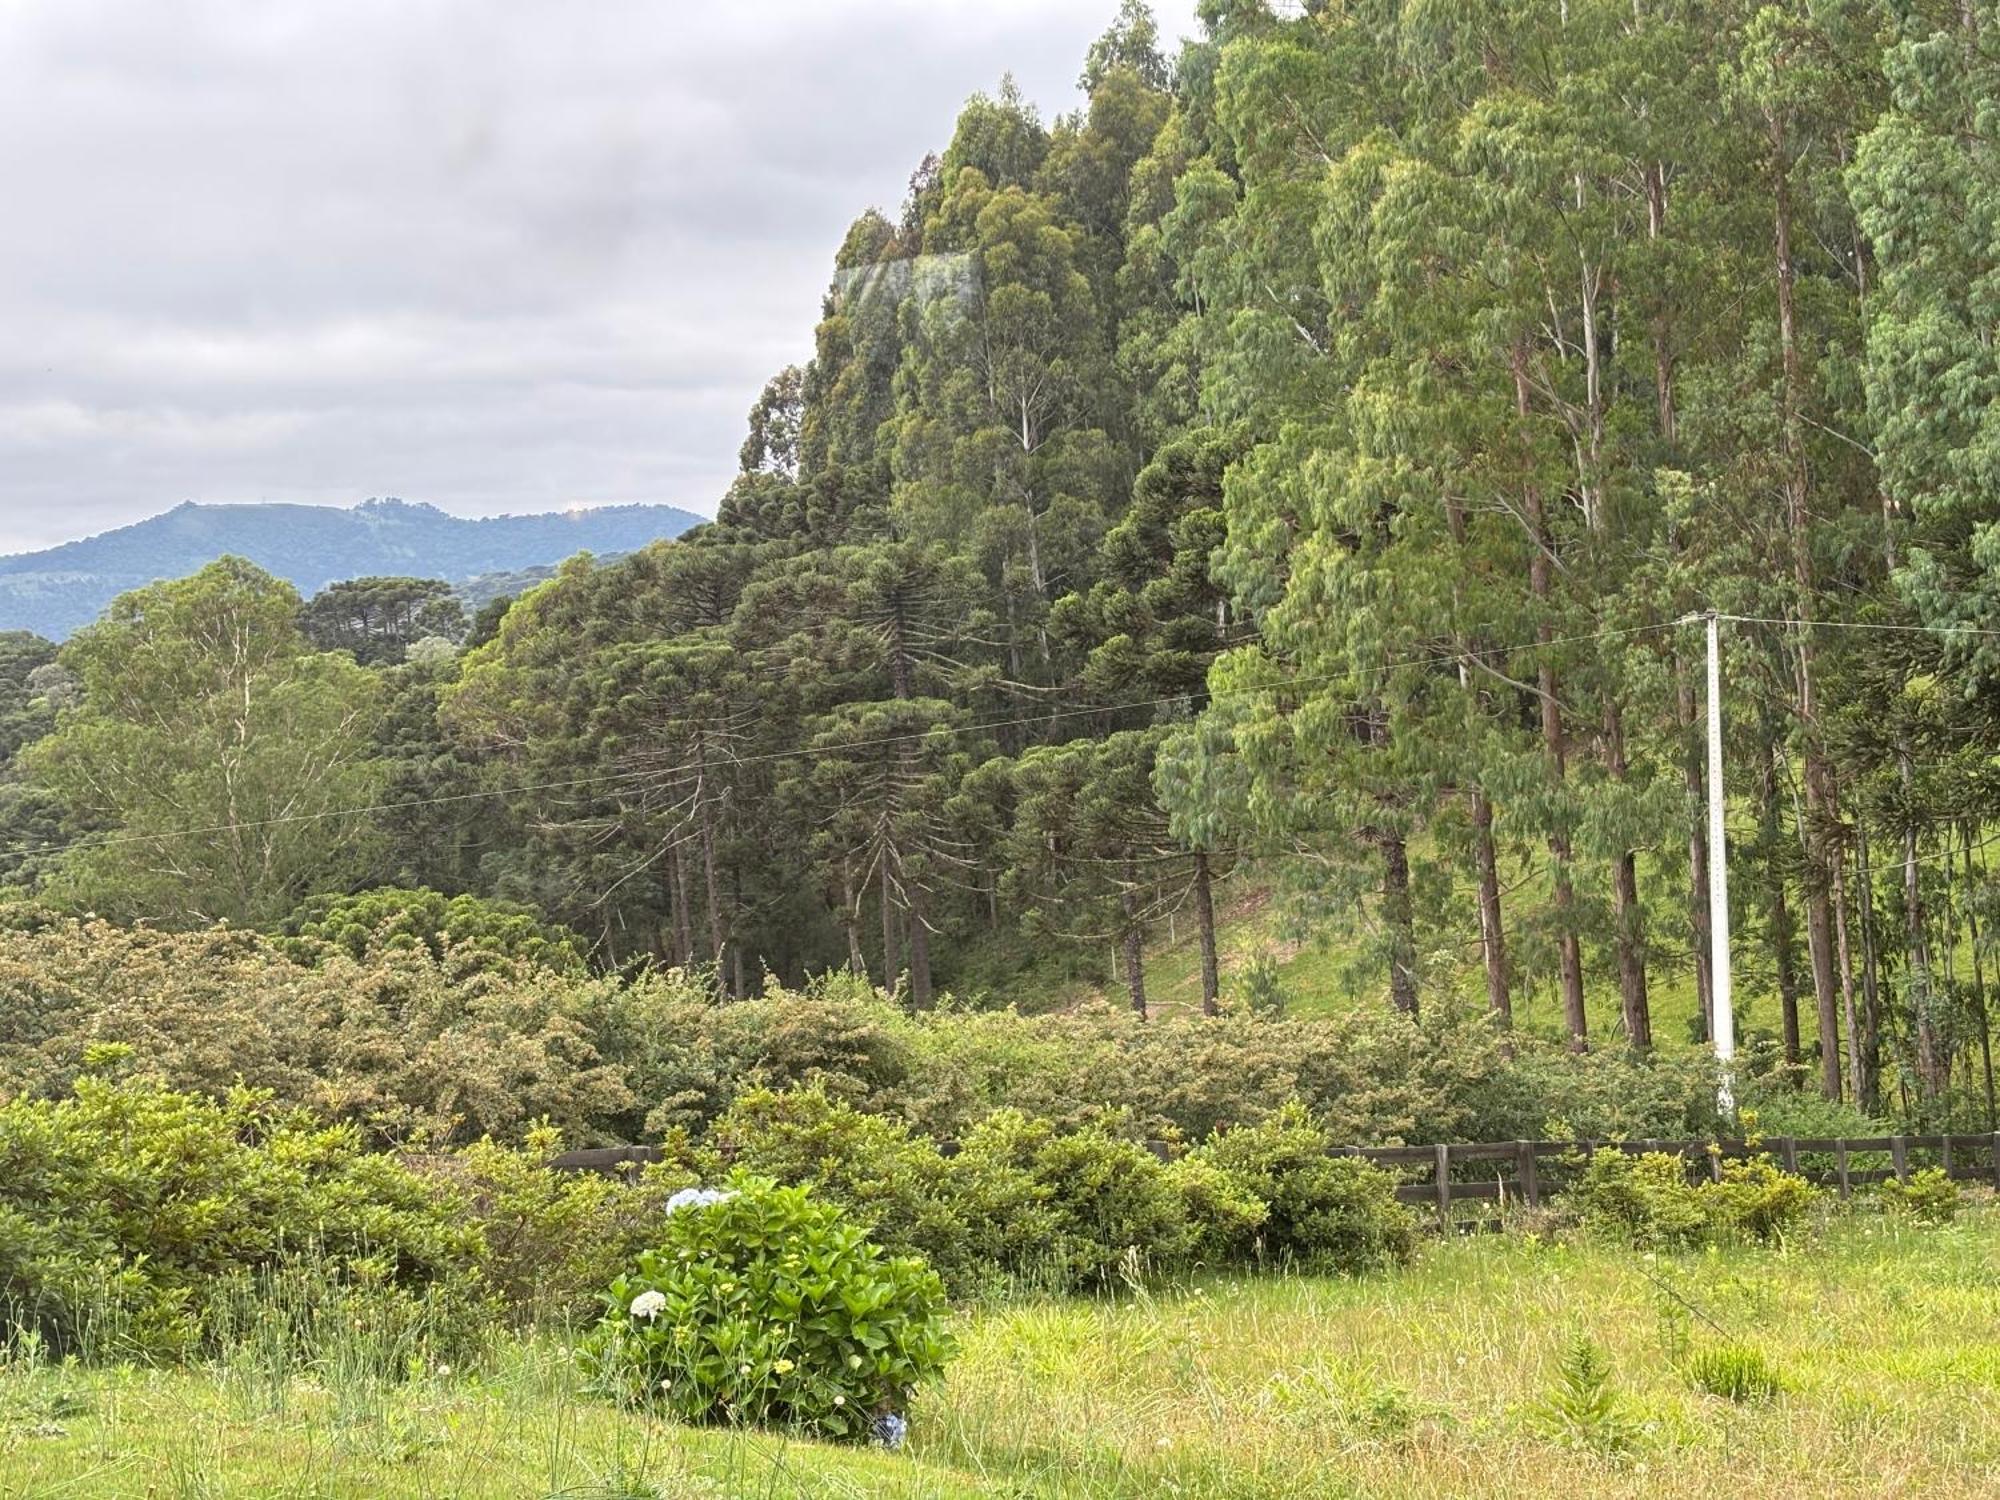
[664,1186,735,1216]
[629,1290,668,1322]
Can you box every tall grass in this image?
[1,1205,1994,1497]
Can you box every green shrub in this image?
[580,1178,954,1441]
[283,886,588,974]
[1165,1155,1269,1266]
[1681,1343,1784,1403]
[1194,1101,1414,1270]
[957,1110,1191,1286]
[1706,1158,1815,1242]
[1570,1150,1815,1249]
[698,1087,984,1293]
[0,1077,487,1362]
[1569,1150,1709,1250]
[447,1125,696,1325]
[1878,1166,1960,1224]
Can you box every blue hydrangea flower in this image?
[872,1412,908,1451]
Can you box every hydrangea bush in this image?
[581,1176,954,1441]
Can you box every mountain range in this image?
[0,498,705,639]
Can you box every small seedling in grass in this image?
[1682,1344,1783,1404]
[1531,1335,1640,1457]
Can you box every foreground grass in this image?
[3,1211,1996,1497]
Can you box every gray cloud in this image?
[0,0,1200,554]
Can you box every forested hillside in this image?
[5,0,2000,1133]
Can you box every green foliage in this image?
[1570,1151,1710,1251]
[1681,1343,1784,1404]
[959,1109,1191,1286]
[0,1077,486,1361]
[283,886,588,974]
[1531,1335,1640,1456]
[581,1178,954,1441]
[698,1087,985,1293]
[0,918,635,1148]
[1194,1102,1414,1271]
[300,576,466,665]
[24,559,385,927]
[1706,1158,1817,1244]
[1878,1166,1961,1225]
[449,1125,696,1325]
[1164,1153,1268,1266]
[1570,1150,1816,1250]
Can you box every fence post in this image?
[1993,1133,2000,1193]
[1516,1140,1540,1209]
[1941,1135,1954,1179]
[1892,1135,1909,1184]
[1435,1143,1453,1234]
[1780,1136,1799,1174]
[1836,1139,1850,1200]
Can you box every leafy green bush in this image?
[958,1109,1192,1286]
[446,1125,696,1325]
[1878,1166,1960,1224]
[283,886,589,974]
[0,1077,487,1361]
[1707,1158,1815,1242]
[1570,1150,1709,1250]
[581,1178,954,1441]
[1194,1101,1414,1270]
[1165,1155,1269,1266]
[1681,1343,1784,1403]
[1570,1150,1815,1249]
[698,1087,984,1292]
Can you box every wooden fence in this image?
[551,1131,2000,1233]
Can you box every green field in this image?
[5,1210,1994,1499]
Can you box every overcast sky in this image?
[0,0,1202,556]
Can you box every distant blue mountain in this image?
[0,498,705,638]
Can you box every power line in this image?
[1,618,1683,863]
[1718,613,2000,641]
[12,609,1995,869]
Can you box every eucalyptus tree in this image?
[25,559,385,927]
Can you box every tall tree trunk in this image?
[1382,831,1418,1018]
[1831,843,1859,1106]
[1964,823,1998,1128]
[1192,851,1220,1018]
[698,784,726,996]
[1472,787,1512,1040]
[1121,871,1147,1019]
[1855,819,1885,1111]
[841,856,867,978]
[1683,667,1716,1042]
[1758,733,1800,1072]
[907,877,934,1011]
[879,858,899,997]
[1901,750,1943,1100]
[1516,342,1586,1049]
[1607,702,1651,1048]
[1771,109,1843,1096]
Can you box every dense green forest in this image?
[5,0,2000,1132]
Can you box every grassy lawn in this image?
[4,1210,1995,1498]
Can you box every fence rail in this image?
[550,1131,2000,1232]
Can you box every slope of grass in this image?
[3,1210,1993,1498]
[989,852,1793,1060]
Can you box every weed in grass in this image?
[1681,1343,1785,1403]
[1529,1334,1641,1457]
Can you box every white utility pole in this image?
[1704,610,1735,1114]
